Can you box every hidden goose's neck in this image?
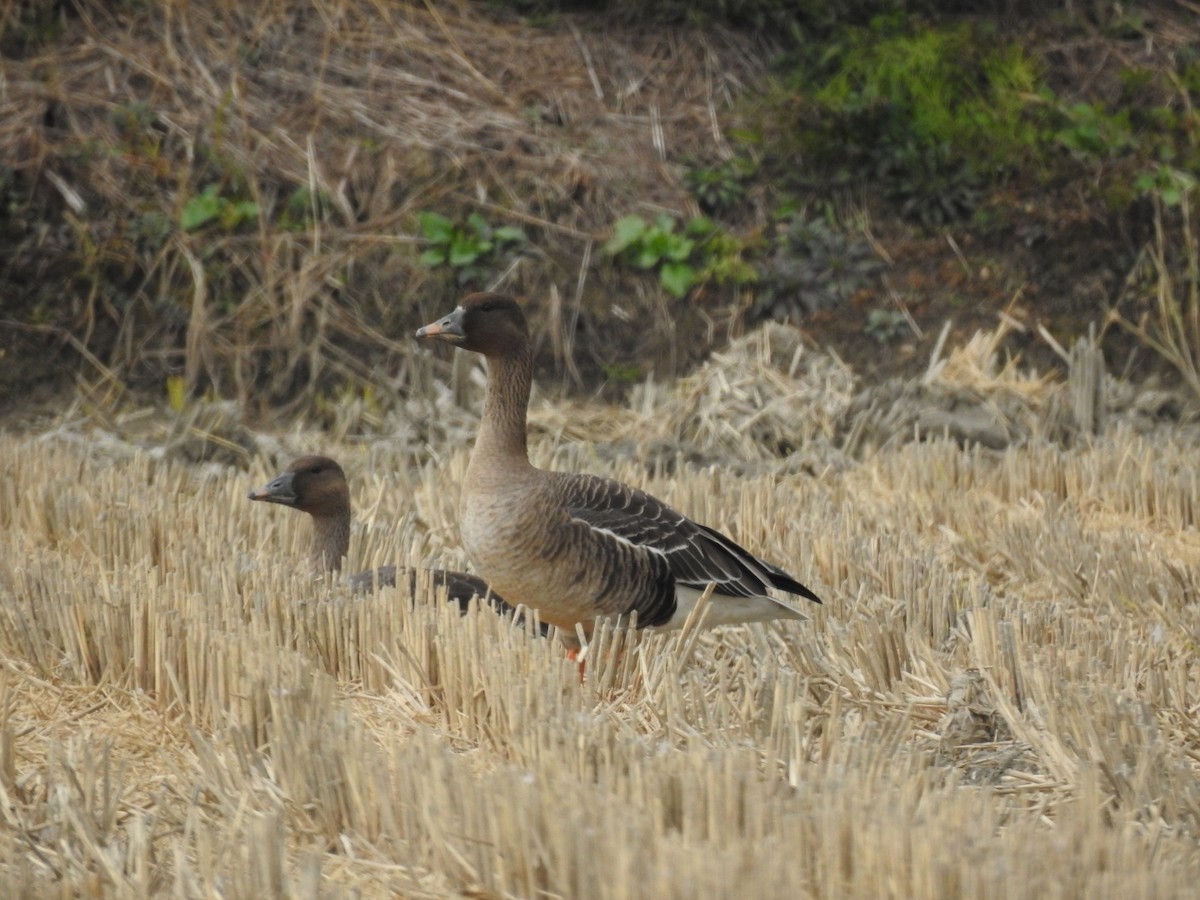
[310,513,350,574]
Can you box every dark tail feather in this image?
[697,523,822,605]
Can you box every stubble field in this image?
[2,328,1199,897]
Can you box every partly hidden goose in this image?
[415,293,822,652]
[248,454,545,632]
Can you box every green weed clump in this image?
[180,184,259,233]
[604,214,754,298]
[1048,62,1200,214]
[810,21,1042,171]
[751,213,884,322]
[748,11,1199,234]
[775,18,1044,225]
[417,211,528,288]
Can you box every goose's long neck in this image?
[474,345,533,466]
[310,513,350,575]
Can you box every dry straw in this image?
[1,0,766,413]
[3,338,1200,895]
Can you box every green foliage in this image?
[880,140,984,228]
[697,229,757,287]
[1041,67,1199,213]
[180,184,259,232]
[775,19,1048,224]
[865,308,908,344]
[604,214,753,298]
[1136,166,1198,208]
[417,210,527,286]
[1053,102,1135,160]
[605,214,696,298]
[279,186,335,232]
[751,214,884,322]
[806,21,1043,172]
[683,157,755,215]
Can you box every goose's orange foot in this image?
[566,646,587,680]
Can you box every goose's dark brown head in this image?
[415,293,529,358]
[248,455,350,519]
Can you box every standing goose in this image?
[248,454,544,630]
[415,293,821,648]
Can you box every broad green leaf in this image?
[659,262,695,298]
[449,237,483,267]
[493,226,526,244]
[666,237,695,262]
[419,249,446,267]
[604,215,647,254]
[418,211,454,243]
[180,185,222,231]
[467,212,490,236]
[634,247,661,269]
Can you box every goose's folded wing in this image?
[559,475,775,599]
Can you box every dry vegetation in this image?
[1,0,767,409]
[4,2,1200,895]
[3,327,1200,897]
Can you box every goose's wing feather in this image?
[557,473,815,602]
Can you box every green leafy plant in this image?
[417,211,526,286]
[683,157,754,215]
[604,214,753,298]
[865,308,908,344]
[181,184,259,232]
[696,228,757,287]
[1135,165,1198,208]
[605,214,697,298]
[776,20,1046,224]
[807,21,1042,173]
[278,185,335,232]
[751,214,884,322]
[1053,101,1135,161]
[880,140,983,227]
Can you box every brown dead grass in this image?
[0,0,766,414]
[2,332,1200,894]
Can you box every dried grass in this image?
[3,365,1200,894]
[1,0,768,414]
